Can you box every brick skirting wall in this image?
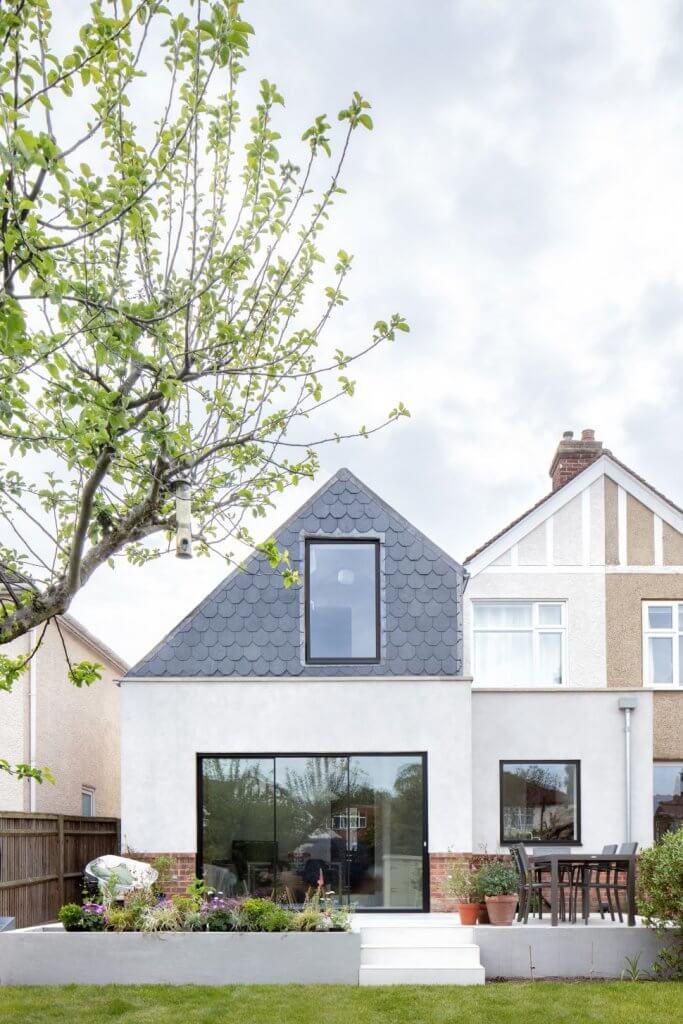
[135,853,197,896]
[430,852,507,912]
[430,852,634,915]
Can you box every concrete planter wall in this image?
[0,929,361,986]
[474,924,676,979]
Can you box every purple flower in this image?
[82,903,105,915]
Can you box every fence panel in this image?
[0,812,120,928]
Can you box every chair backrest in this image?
[618,842,638,855]
[601,844,617,854]
[511,843,530,882]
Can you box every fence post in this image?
[57,815,65,908]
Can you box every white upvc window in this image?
[472,601,567,686]
[643,602,683,687]
[81,786,95,817]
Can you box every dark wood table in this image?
[529,853,637,926]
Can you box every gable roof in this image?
[126,467,465,679]
[464,452,683,571]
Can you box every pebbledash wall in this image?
[120,676,474,902]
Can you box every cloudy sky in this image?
[64,0,683,664]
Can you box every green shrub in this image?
[105,908,136,932]
[638,829,683,932]
[206,908,234,932]
[151,855,175,896]
[442,862,476,902]
[474,860,519,897]
[289,908,322,932]
[139,902,182,932]
[241,897,292,932]
[57,903,83,931]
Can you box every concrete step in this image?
[361,943,482,968]
[358,925,474,946]
[359,965,486,986]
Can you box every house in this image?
[0,614,127,817]
[463,429,682,859]
[120,436,681,910]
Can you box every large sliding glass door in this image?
[198,753,427,911]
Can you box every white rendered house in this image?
[120,433,680,909]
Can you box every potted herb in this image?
[474,861,519,926]
[442,862,483,925]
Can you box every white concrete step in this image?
[361,943,481,968]
[358,925,474,946]
[359,965,486,986]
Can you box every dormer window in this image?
[305,539,380,664]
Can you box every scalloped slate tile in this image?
[126,468,465,679]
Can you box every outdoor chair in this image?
[512,844,573,924]
[576,844,617,923]
[609,843,638,922]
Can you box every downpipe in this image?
[618,697,638,844]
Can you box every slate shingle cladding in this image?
[126,468,465,678]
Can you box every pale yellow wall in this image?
[33,622,121,817]
[626,494,655,566]
[664,522,683,565]
[653,693,683,760]
[606,574,683,688]
[604,477,619,565]
[0,634,30,811]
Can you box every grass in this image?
[1,983,681,1024]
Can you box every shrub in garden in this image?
[206,909,234,932]
[473,861,519,898]
[638,829,683,932]
[81,903,107,931]
[139,901,182,933]
[637,829,683,979]
[241,897,291,932]
[105,909,137,932]
[57,903,83,932]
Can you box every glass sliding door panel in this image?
[274,756,348,904]
[348,755,424,909]
[200,757,275,897]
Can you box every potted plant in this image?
[474,861,519,926]
[442,862,483,925]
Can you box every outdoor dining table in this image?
[528,853,637,927]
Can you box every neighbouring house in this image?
[0,614,127,817]
[120,436,681,910]
[463,429,682,859]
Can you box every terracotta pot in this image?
[477,903,489,924]
[484,894,518,926]
[456,902,480,926]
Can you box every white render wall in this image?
[121,678,473,855]
[463,570,606,688]
[464,477,607,688]
[471,689,654,853]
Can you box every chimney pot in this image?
[563,430,574,440]
[581,428,595,442]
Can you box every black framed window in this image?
[305,539,380,664]
[500,760,580,845]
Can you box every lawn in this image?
[1,983,680,1024]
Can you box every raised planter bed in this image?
[0,928,361,986]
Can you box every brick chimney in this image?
[549,429,603,491]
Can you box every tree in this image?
[0,0,409,783]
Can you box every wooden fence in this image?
[0,812,120,928]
